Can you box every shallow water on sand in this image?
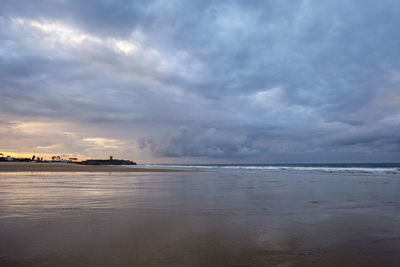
[1,169,400,266]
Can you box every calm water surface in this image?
[1,169,400,266]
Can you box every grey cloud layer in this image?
[1,0,399,162]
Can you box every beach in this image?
[0,162,182,172]
[1,167,399,266]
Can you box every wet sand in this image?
[1,169,399,266]
[0,162,182,172]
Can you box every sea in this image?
[143,162,400,174]
[1,163,400,266]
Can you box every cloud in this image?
[142,126,260,158]
[0,0,400,162]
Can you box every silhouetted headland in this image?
[81,156,136,165]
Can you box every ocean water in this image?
[143,163,400,174]
[1,167,400,266]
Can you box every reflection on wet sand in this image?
[1,170,400,266]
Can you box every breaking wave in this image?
[142,164,400,174]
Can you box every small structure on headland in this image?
[0,153,32,162]
[81,156,136,165]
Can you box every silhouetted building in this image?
[81,158,136,165]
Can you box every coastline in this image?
[0,162,183,172]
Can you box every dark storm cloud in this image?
[141,126,260,158]
[0,0,399,162]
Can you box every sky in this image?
[0,0,399,163]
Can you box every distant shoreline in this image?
[0,162,184,172]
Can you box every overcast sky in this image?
[0,0,399,163]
